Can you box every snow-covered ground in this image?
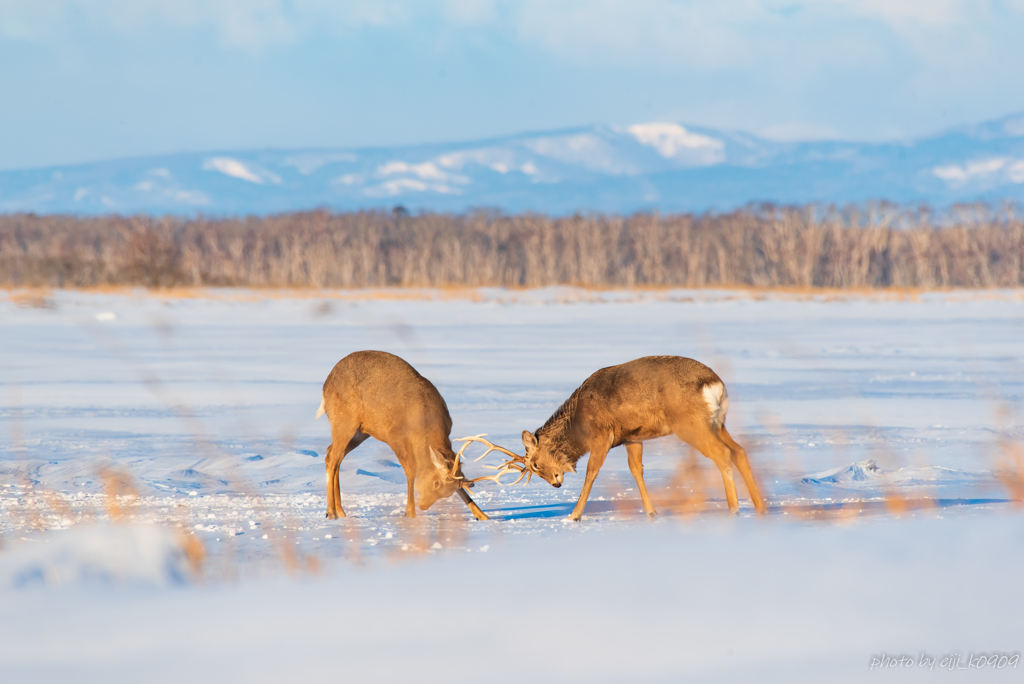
[1,287,1022,682]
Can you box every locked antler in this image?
[452,434,532,486]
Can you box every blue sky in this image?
[2,0,1024,170]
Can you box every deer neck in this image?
[537,414,587,466]
[413,438,457,476]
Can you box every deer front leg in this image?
[625,442,657,520]
[405,479,417,518]
[394,452,417,518]
[569,440,611,522]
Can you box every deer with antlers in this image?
[516,356,768,521]
[316,350,502,521]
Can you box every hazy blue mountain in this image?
[3,114,1024,216]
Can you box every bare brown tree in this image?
[2,204,1022,289]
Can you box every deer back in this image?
[323,351,452,446]
[526,356,726,472]
[571,355,724,440]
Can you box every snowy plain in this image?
[1,286,1023,682]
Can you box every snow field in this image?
[1,286,1022,682]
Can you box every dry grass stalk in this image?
[654,446,712,516]
[177,531,207,577]
[98,463,138,521]
[994,437,1024,505]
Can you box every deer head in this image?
[521,430,577,488]
[416,445,466,510]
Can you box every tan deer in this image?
[315,350,490,521]
[519,355,767,521]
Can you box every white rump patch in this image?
[315,397,325,420]
[702,382,729,428]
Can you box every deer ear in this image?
[521,430,538,450]
[428,446,446,470]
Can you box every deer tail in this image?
[315,396,326,420]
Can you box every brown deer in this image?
[519,355,767,521]
[316,350,490,521]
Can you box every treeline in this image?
[1,206,1023,289]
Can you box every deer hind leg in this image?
[569,439,611,522]
[673,423,740,514]
[325,424,366,519]
[625,442,657,520]
[718,426,767,514]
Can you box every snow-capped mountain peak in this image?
[2,112,1024,216]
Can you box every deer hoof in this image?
[647,511,658,521]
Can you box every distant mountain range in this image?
[3,113,1024,216]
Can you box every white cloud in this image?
[3,0,1020,66]
[442,0,498,25]
[3,0,1024,158]
[0,0,412,51]
[756,121,842,141]
[837,0,970,29]
[507,1,1021,73]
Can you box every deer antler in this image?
[452,434,532,486]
